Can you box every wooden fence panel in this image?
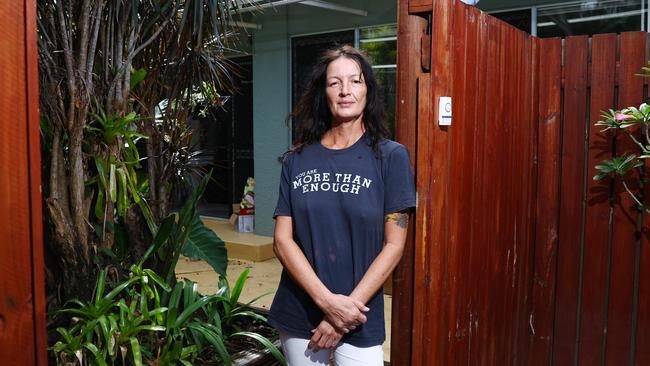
[638,32,650,366]
[606,31,647,366]
[475,14,501,364]
[398,1,650,365]
[446,1,471,363]
[391,1,426,364]
[411,70,432,366]
[578,33,617,366]
[0,0,46,364]
[410,1,541,364]
[513,28,537,366]
[529,37,562,366]
[639,126,650,366]
[411,0,453,364]
[465,8,488,365]
[553,35,590,365]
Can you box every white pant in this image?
[279,332,384,366]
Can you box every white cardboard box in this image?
[237,214,254,233]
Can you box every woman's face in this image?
[325,57,367,124]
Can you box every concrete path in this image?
[175,256,393,361]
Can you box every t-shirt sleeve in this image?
[384,145,416,215]
[273,155,293,218]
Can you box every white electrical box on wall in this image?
[438,96,452,126]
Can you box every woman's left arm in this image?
[349,209,411,304]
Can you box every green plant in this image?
[87,111,146,212]
[157,279,229,364]
[214,269,285,364]
[38,0,240,305]
[86,104,157,242]
[594,103,650,212]
[49,163,282,365]
[137,171,228,285]
[214,269,271,329]
[51,269,165,365]
[51,267,285,365]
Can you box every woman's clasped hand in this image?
[309,293,369,351]
[319,293,369,333]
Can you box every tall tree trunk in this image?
[68,119,89,260]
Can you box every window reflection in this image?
[537,0,643,37]
[359,25,397,137]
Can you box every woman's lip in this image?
[338,101,354,106]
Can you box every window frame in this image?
[488,0,649,36]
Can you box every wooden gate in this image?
[0,0,47,364]
[393,0,650,364]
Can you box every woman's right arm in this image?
[273,215,368,332]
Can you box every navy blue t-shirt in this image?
[269,135,416,347]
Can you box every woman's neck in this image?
[321,120,366,150]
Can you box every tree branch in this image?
[625,130,645,151]
[45,198,78,260]
[106,16,171,109]
[131,18,171,61]
[56,0,77,132]
[77,0,93,76]
[86,0,105,86]
[622,179,650,215]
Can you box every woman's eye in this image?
[329,81,339,87]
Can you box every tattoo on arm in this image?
[384,210,409,229]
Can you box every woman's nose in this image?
[339,81,350,96]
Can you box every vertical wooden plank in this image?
[578,33,617,366]
[392,0,426,364]
[447,3,484,364]
[637,240,650,364]
[529,36,562,366]
[474,13,502,365]
[553,35,589,366]
[637,60,650,364]
[508,27,532,366]
[494,20,517,365]
[515,32,539,366]
[498,23,534,366]
[395,0,425,157]
[25,0,47,362]
[637,30,650,366]
[494,18,513,366]
[637,36,650,362]
[0,0,39,364]
[411,70,432,366]
[474,15,509,365]
[511,29,537,366]
[606,31,646,366]
[466,7,488,365]
[410,70,431,366]
[446,1,472,363]
[413,0,453,363]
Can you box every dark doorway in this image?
[197,56,254,218]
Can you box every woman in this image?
[270,45,416,366]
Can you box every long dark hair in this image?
[289,45,389,153]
